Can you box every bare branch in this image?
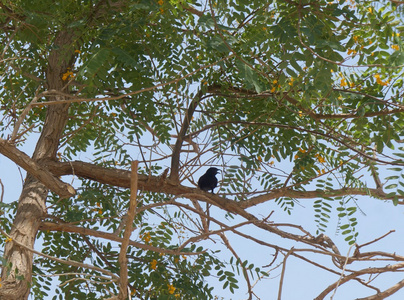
[356,279,404,300]
[278,248,294,300]
[117,161,138,300]
[314,263,404,300]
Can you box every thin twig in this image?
[331,243,355,299]
[356,230,395,251]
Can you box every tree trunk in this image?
[0,31,75,300]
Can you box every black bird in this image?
[198,167,220,193]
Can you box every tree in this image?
[1,0,404,299]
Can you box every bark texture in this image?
[0,31,75,300]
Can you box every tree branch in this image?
[40,160,404,257]
[42,160,403,210]
[170,91,204,182]
[314,263,404,300]
[240,187,394,209]
[278,247,294,300]
[185,120,404,166]
[355,278,404,300]
[31,56,235,107]
[38,221,200,256]
[0,227,119,280]
[0,138,75,198]
[117,161,138,300]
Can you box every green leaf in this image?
[388,51,404,66]
[79,48,110,77]
[235,60,263,93]
[207,35,230,53]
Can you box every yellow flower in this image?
[74,49,81,54]
[374,74,389,86]
[151,259,157,270]
[143,232,151,243]
[340,78,347,87]
[62,70,74,81]
[167,284,176,294]
[391,45,400,51]
[131,289,136,295]
[5,237,12,243]
[158,0,163,5]
[298,148,306,153]
[288,77,294,86]
[270,86,276,93]
[257,156,262,162]
[368,7,373,14]
[317,156,325,163]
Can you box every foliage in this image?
[1,0,404,299]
